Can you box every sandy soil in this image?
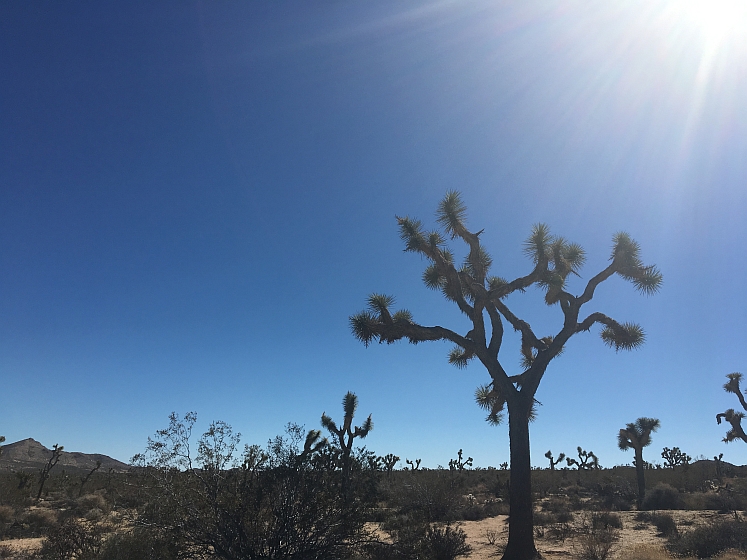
[457,510,741,559]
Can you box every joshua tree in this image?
[449,449,473,472]
[618,417,660,509]
[405,458,422,470]
[321,392,372,493]
[714,453,725,480]
[37,443,64,500]
[717,372,747,443]
[0,436,5,458]
[351,192,661,559]
[545,450,565,471]
[661,447,691,468]
[381,453,399,479]
[566,446,599,470]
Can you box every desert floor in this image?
[3,510,747,559]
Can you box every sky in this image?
[1,0,746,470]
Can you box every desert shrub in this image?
[97,527,183,560]
[543,496,572,514]
[704,492,747,513]
[634,511,678,537]
[652,513,678,538]
[76,493,109,514]
[557,510,574,523]
[423,525,471,560]
[134,415,377,560]
[642,483,685,510]
[22,507,59,533]
[591,511,623,530]
[481,499,509,517]
[667,520,747,558]
[396,473,461,522]
[575,530,617,560]
[460,503,485,521]
[548,522,576,541]
[37,517,102,560]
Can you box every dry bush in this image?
[22,507,59,530]
[667,520,747,558]
[575,529,618,560]
[76,493,109,514]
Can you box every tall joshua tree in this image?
[717,372,747,444]
[350,192,661,560]
[321,391,373,494]
[618,417,660,509]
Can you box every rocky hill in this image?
[0,438,129,472]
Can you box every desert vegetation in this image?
[3,431,747,559]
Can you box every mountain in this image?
[0,438,129,472]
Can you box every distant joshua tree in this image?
[661,447,691,468]
[618,417,660,508]
[405,458,421,471]
[717,372,747,444]
[0,435,5,458]
[381,453,399,478]
[566,447,599,470]
[321,391,372,493]
[545,450,565,471]
[37,443,64,500]
[449,449,473,472]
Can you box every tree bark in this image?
[503,400,540,560]
[635,448,645,509]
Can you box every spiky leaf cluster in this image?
[618,417,660,451]
[475,383,506,425]
[601,322,645,351]
[611,232,663,295]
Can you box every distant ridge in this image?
[0,438,129,472]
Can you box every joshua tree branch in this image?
[577,263,617,305]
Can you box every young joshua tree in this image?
[351,192,661,560]
[618,417,660,509]
[717,372,747,444]
[321,391,372,493]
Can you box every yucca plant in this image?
[618,417,660,509]
[717,372,747,444]
[350,191,661,560]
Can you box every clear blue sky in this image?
[2,1,746,469]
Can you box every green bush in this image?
[642,483,685,510]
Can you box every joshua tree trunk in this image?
[635,447,645,509]
[504,398,539,560]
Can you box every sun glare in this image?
[675,0,747,44]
